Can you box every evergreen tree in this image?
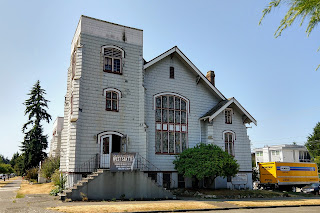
[21,80,51,171]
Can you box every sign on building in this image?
[110,153,136,171]
[231,173,248,185]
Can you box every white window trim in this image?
[103,88,122,98]
[154,93,189,154]
[154,92,190,113]
[101,45,125,58]
[223,130,236,155]
[97,131,124,144]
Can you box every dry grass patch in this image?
[18,180,54,195]
[227,199,320,207]
[49,201,218,213]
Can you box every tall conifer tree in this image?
[21,80,51,170]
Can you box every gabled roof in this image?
[143,46,226,100]
[200,97,257,126]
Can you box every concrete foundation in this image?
[70,170,173,200]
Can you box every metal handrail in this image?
[70,152,176,189]
[135,153,176,189]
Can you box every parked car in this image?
[0,174,3,179]
[301,183,320,195]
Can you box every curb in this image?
[127,204,320,213]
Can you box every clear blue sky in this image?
[0,0,319,158]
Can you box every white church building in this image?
[58,15,257,199]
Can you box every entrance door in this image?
[100,135,112,168]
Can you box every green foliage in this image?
[260,0,320,70]
[305,122,320,171]
[0,155,10,164]
[50,186,60,196]
[21,80,51,171]
[173,143,239,181]
[260,0,320,37]
[51,170,66,193]
[40,156,60,180]
[25,167,38,181]
[11,154,24,176]
[0,163,14,174]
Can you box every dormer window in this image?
[225,108,232,124]
[102,46,124,74]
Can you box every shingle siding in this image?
[144,56,220,170]
[60,16,255,189]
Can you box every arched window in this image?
[154,93,189,154]
[101,46,124,74]
[223,131,235,156]
[103,88,122,112]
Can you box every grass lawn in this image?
[17,180,54,196]
[227,199,320,207]
[49,201,218,213]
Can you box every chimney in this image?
[206,70,215,86]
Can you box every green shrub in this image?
[50,186,60,196]
[40,156,60,180]
[51,169,66,194]
[25,167,38,181]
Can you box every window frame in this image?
[154,93,189,155]
[223,131,235,156]
[103,88,122,112]
[225,108,233,124]
[170,67,174,79]
[101,46,124,75]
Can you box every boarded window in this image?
[155,95,188,154]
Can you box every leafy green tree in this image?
[305,122,320,171]
[21,80,51,171]
[0,163,14,174]
[260,0,320,69]
[173,143,239,187]
[40,156,60,180]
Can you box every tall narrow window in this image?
[71,50,76,79]
[225,108,232,124]
[224,132,234,155]
[102,46,124,74]
[104,88,121,112]
[170,67,174,79]
[106,91,118,111]
[155,94,188,154]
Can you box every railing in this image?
[69,152,176,189]
[134,153,176,189]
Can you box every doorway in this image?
[100,134,122,168]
